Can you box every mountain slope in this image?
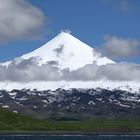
[22,32,115,70]
[0,88,140,119]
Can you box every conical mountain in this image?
[20,32,115,70]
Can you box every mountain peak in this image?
[52,31,85,46]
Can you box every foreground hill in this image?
[0,107,140,133]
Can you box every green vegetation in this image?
[0,108,140,132]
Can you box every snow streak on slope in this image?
[21,32,115,70]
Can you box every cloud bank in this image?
[0,0,45,41]
[0,57,140,82]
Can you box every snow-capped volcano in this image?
[0,32,140,92]
[3,32,113,71]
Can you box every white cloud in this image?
[62,64,99,81]
[0,0,45,41]
[97,63,140,81]
[102,35,140,58]
[0,58,140,82]
[0,58,60,82]
[62,63,140,81]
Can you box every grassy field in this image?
[0,108,140,132]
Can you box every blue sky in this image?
[0,0,140,63]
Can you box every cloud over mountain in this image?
[0,58,140,82]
